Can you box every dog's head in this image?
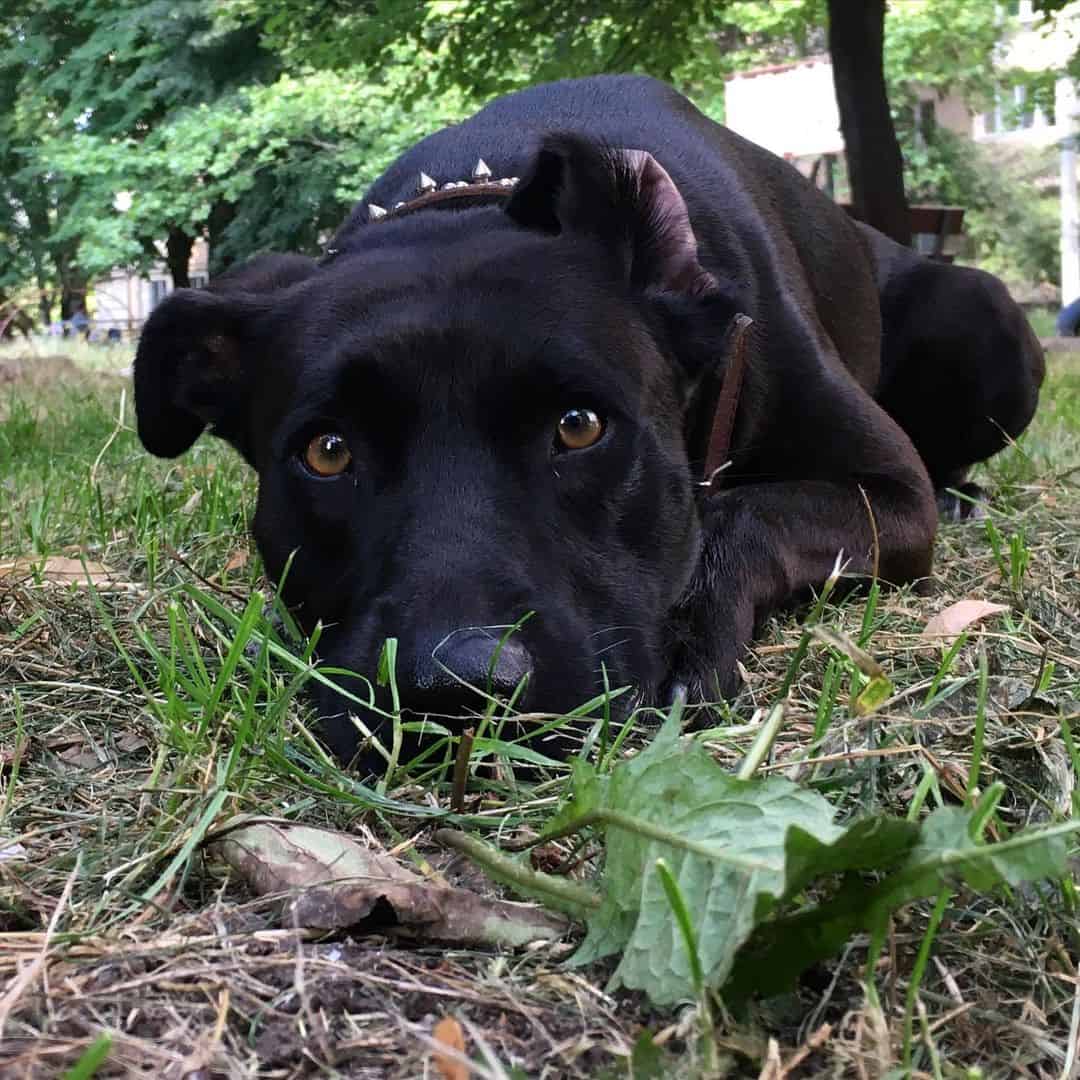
[134,135,745,764]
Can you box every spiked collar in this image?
[323,160,517,262]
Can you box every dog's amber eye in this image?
[556,408,604,451]
[304,433,352,476]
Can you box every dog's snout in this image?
[405,631,534,714]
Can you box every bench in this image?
[908,205,965,263]
[839,204,966,262]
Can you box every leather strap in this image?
[382,182,516,219]
[701,313,754,489]
[322,182,516,263]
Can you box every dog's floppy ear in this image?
[506,133,717,298]
[134,253,317,461]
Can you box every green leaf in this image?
[852,673,893,716]
[563,713,840,1004]
[725,807,1071,1005]
[536,714,1074,1008]
[62,1033,112,1080]
[542,757,605,836]
[629,1031,665,1079]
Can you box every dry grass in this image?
[1,340,1078,1078]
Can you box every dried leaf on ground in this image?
[222,548,249,574]
[57,740,105,771]
[432,1016,469,1080]
[0,555,124,590]
[208,820,568,950]
[0,842,27,863]
[922,600,1009,641]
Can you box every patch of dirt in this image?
[1039,335,1080,351]
[0,352,124,421]
[0,924,637,1078]
[0,354,79,385]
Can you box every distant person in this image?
[64,308,90,339]
[1056,296,1080,336]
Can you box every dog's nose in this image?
[406,631,534,714]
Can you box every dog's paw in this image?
[936,481,988,523]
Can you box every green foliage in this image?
[239,0,1003,114]
[0,0,472,301]
[0,0,282,310]
[725,797,1068,1004]
[905,130,1060,286]
[0,0,1067,302]
[880,0,1060,289]
[504,711,1074,1007]
[61,1033,113,1080]
[236,0,743,99]
[43,69,467,275]
[13,0,276,135]
[884,0,1001,111]
[558,717,836,1004]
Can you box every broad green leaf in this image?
[561,714,840,1003]
[725,806,1071,1004]
[542,715,1074,1007]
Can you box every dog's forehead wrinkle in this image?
[304,231,684,400]
[322,220,627,313]
[308,300,653,397]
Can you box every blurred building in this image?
[90,210,208,338]
[724,0,1080,294]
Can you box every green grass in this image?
[1,340,1078,1078]
[1023,305,1058,339]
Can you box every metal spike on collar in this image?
[367,203,387,221]
[472,158,492,181]
[418,171,436,194]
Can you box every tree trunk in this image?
[165,227,194,289]
[36,285,52,327]
[56,249,88,321]
[207,201,238,276]
[827,0,910,245]
[26,202,54,325]
[59,285,87,320]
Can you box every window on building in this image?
[983,81,1043,135]
[1005,0,1034,17]
[149,279,169,309]
[189,275,208,289]
[1015,84,1034,129]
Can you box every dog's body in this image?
[134,76,1044,765]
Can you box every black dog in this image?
[134,75,1044,765]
